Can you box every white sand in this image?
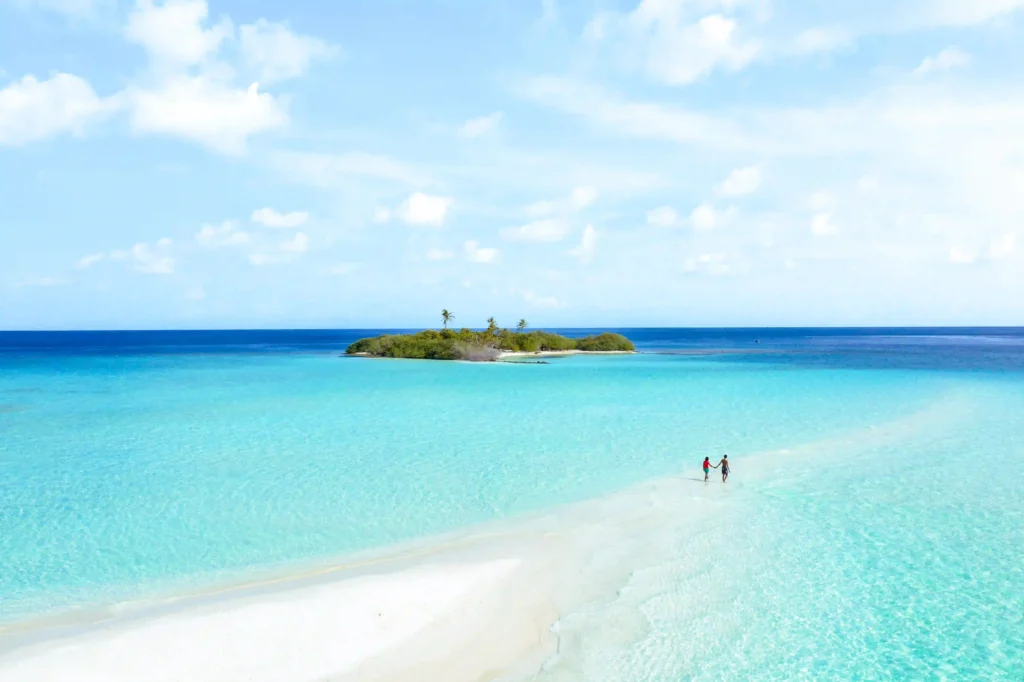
[0,472,724,682]
[496,350,635,361]
[0,394,963,682]
[0,559,534,682]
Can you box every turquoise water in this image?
[2,330,1023,678]
[546,378,1024,680]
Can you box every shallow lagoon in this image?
[1,329,1022,679]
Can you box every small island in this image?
[346,311,635,361]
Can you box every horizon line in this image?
[3,325,1024,334]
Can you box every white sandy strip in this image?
[0,559,541,682]
[0,395,964,682]
[0,468,725,682]
[496,350,635,361]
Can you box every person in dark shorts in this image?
[713,454,730,482]
[703,456,712,481]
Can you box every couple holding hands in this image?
[703,455,730,482]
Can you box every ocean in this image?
[1,328,1022,679]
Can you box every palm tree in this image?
[486,317,497,334]
[517,319,528,333]
[441,309,454,330]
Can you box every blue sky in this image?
[1,0,1022,329]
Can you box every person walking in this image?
[713,454,730,482]
[703,456,712,481]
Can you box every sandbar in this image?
[0,472,722,682]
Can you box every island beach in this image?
[497,349,636,360]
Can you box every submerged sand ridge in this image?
[0,473,733,682]
[0,393,966,682]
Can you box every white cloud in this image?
[458,112,502,138]
[239,19,338,84]
[716,165,762,197]
[126,78,288,154]
[248,253,282,267]
[524,199,558,218]
[540,0,558,23]
[246,231,310,265]
[372,208,392,223]
[426,248,454,261]
[926,0,1024,28]
[501,219,571,243]
[990,232,1016,260]
[949,245,978,265]
[110,241,175,275]
[77,252,106,269]
[520,289,564,309]
[196,220,249,247]
[857,176,880,193]
[113,5,338,156]
[793,27,853,54]
[523,76,1024,199]
[272,151,428,188]
[623,6,761,86]
[15,275,70,288]
[690,204,719,231]
[683,252,735,276]
[584,13,610,40]
[521,77,749,149]
[121,3,297,155]
[807,192,833,211]
[251,207,309,228]
[569,225,596,264]
[396,192,453,227]
[570,186,598,209]
[914,47,970,76]
[647,206,679,227]
[125,0,232,67]
[464,240,499,264]
[523,186,597,218]
[0,74,118,146]
[811,213,839,236]
[279,231,309,253]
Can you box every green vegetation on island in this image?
[346,312,635,361]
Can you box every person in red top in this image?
[703,456,712,481]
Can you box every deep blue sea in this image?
[1,328,1022,679]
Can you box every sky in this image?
[1,0,1022,330]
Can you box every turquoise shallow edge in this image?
[1,329,1022,678]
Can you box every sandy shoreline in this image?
[0,472,724,682]
[0,392,961,682]
[496,350,635,361]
